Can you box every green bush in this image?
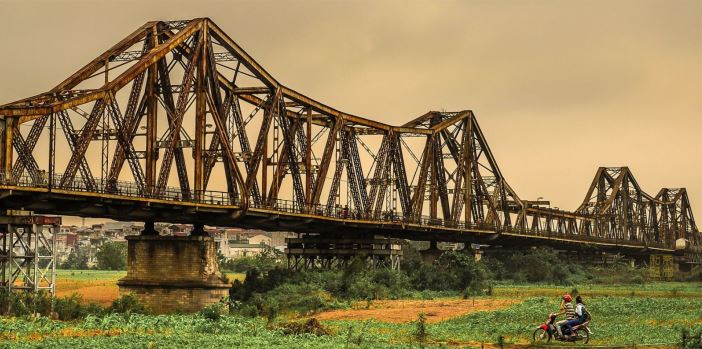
[249,283,334,316]
[199,302,226,321]
[0,290,94,319]
[53,293,102,320]
[95,241,127,270]
[414,313,429,344]
[404,250,493,292]
[276,318,331,336]
[220,249,283,273]
[229,250,498,317]
[677,265,702,282]
[681,325,702,349]
[479,247,647,285]
[59,246,91,270]
[106,294,149,314]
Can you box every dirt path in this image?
[314,298,518,323]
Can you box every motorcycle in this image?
[532,313,591,344]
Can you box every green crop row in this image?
[325,296,702,346]
[2,295,701,348]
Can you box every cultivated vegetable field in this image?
[2,281,701,348]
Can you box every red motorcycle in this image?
[532,313,591,344]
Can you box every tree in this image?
[60,246,90,270]
[95,242,127,270]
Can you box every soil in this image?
[55,282,120,306]
[313,298,518,324]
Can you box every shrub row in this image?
[0,291,147,320]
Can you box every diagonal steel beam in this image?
[10,115,48,181]
[155,32,203,198]
[57,110,97,190]
[105,95,146,195]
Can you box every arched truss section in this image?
[0,18,698,251]
[576,167,699,248]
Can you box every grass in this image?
[0,314,406,349]
[492,281,702,298]
[431,296,702,345]
[56,270,126,281]
[55,270,245,282]
[322,295,702,346]
[3,294,700,348]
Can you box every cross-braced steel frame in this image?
[0,18,698,255]
[0,215,59,298]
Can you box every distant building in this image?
[217,232,273,259]
[54,231,78,262]
[166,224,190,236]
[226,241,269,258]
[248,234,271,246]
[270,231,296,247]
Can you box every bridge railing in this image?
[256,197,498,232]
[500,225,671,250]
[0,173,240,206]
[0,173,694,250]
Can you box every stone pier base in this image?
[420,241,443,263]
[117,235,230,314]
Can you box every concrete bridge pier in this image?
[420,241,443,262]
[117,228,230,314]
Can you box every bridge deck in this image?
[0,176,682,254]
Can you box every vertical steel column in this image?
[430,141,438,221]
[305,108,312,211]
[194,29,207,201]
[32,223,38,292]
[50,224,57,296]
[145,26,158,195]
[101,61,110,190]
[464,118,473,224]
[3,118,14,180]
[48,113,55,189]
[261,109,269,205]
[6,223,12,295]
[0,225,6,290]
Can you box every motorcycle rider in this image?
[562,295,588,339]
[555,294,575,338]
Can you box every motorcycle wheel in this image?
[576,330,590,344]
[532,328,551,343]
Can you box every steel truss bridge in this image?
[0,18,699,256]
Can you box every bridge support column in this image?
[420,241,443,263]
[117,235,230,314]
[0,212,60,299]
[141,221,158,235]
[191,223,206,236]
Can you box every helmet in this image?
[563,294,572,302]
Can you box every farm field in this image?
[52,270,245,306]
[2,272,701,348]
[52,269,702,306]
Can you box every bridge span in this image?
[0,18,699,256]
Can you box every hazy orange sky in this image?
[1,0,700,226]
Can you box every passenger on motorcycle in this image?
[555,294,575,338]
[561,295,588,338]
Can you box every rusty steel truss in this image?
[0,18,699,254]
[0,214,60,296]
